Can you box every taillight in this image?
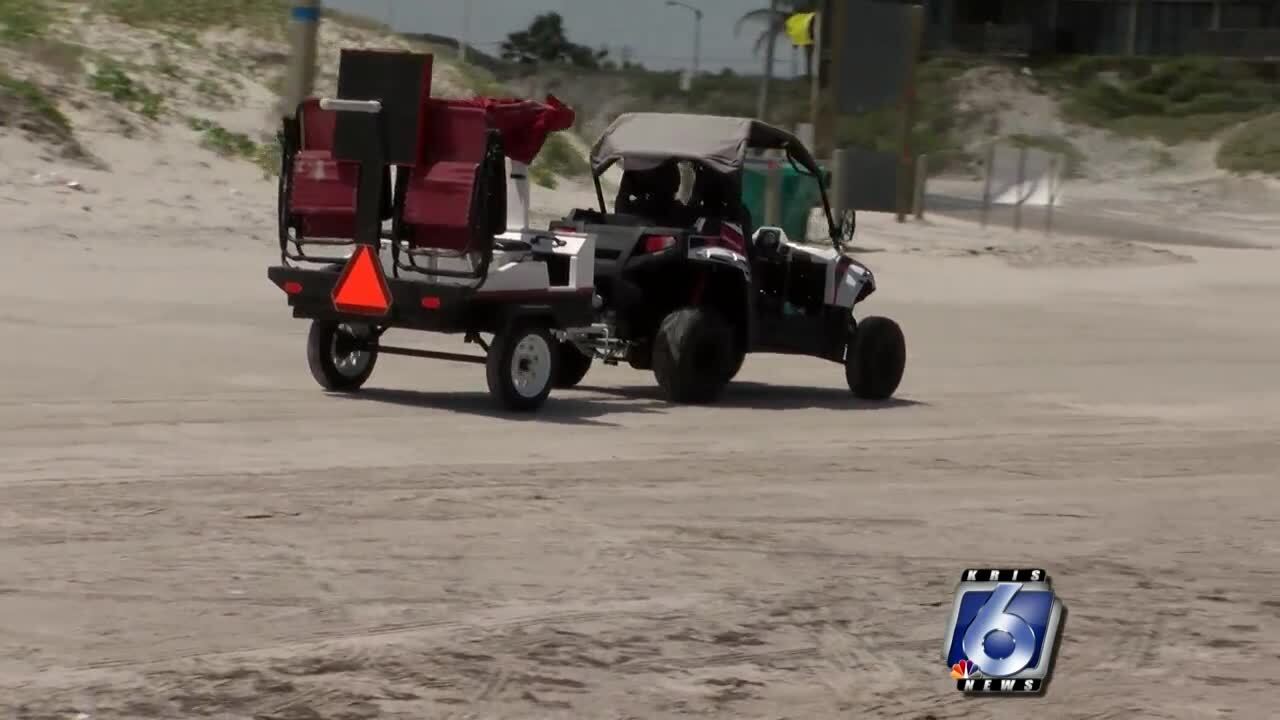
[282,281,303,295]
[639,234,677,254]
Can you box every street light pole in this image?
[665,1,703,85]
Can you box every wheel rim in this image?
[330,324,372,378]
[510,333,552,398]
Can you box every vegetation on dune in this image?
[0,70,71,135]
[0,0,52,43]
[1217,114,1280,175]
[89,59,165,118]
[1036,55,1280,145]
[91,0,287,34]
[529,133,590,189]
[188,116,281,178]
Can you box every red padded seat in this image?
[287,98,359,239]
[399,99,491,253]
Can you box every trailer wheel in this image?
[307,320,378,392]
[487,323,557,411]
[652,306,733,404]
[845,316,905,400]
[553,341,592,388]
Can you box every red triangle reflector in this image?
[332,245,392,316]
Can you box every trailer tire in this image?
[553,342,592,388]
[307,320,378,392]
[845,315,905,400]
[653,306,733,404]
[487,323,557,412]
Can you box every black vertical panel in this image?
[332,49,433,167]
[834,1,920,114]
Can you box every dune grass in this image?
[1217,114,1280,175]
[1038,55,1280,145]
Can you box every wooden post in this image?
[895,5,924,223]
[1014,144,1027,232]
[1045,154,1059,236]
[283,0,320,118]
[913,153,928,219]
[980,142,994,228]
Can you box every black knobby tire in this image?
[553,341,592,388]
[845,315,906,400]
[652,306,734,404]
[307,320,378,392]
[723,339,746,384]
[486,323,558,412]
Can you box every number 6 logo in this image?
[962,582,1037,677]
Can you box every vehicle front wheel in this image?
[554,341,592,388]
[652,306,734,404]
[845,315,905,400]
[307,320,378,392]
[487,323,558,411]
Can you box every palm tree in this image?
[734,0,819,81]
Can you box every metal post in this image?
[895,5,924,223]
[830,147,848,222]
[980,141,994,228]
[1045,154,1059,236]
[913,153,928,219]
[666,2,703,90]
[283,0,320,119]
[1014,145,1027,232]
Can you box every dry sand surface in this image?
[2,121,1280,720]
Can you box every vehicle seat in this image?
[285,98,390,240]
[397,99,496,254]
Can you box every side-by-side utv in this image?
[549,112,907,403]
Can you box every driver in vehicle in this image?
[615,159,687,226]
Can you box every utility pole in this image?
[283,0,320,118]
[756,0,780,121]
[665,1,703,87]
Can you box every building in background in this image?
[911,0,1280,58]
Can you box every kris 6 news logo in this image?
[941,568,1065,694]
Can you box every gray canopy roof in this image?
[590,112,822,177]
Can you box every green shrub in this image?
[0,0,52,42]
[1218,114,1280,175]
[530,132,588,180]
[90,59,165,118]
[0,70,70,133]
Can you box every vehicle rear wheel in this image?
[652,306,733,404]
[723,339,746,383]
[307,320,378,391]
[554,341,592,388]
[845,315,905,400]
[487,323,557,411]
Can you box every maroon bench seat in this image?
[396,99,493,255]
[286,98,391,242]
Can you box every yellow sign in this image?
[785,12,816,47]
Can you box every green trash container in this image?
[741,158,826,244]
